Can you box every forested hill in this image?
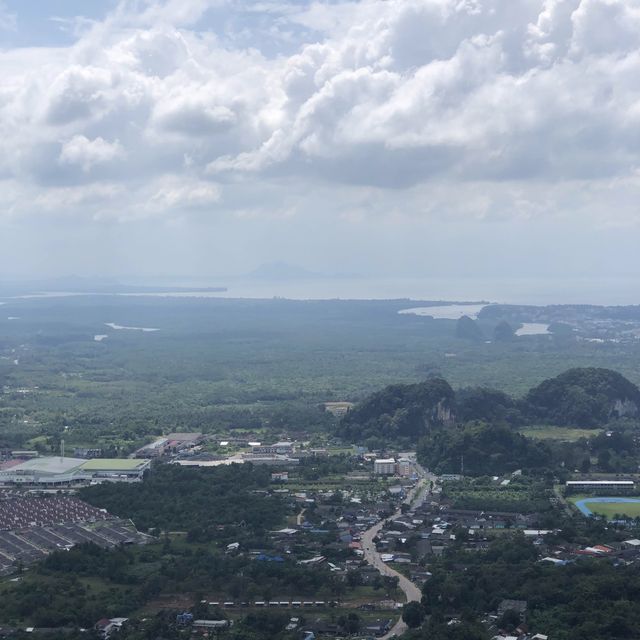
[337,367,640,445]
[526,367,640,426]
[337,378,455,443]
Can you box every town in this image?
[1,414,640,640]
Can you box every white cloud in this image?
[44,65,117,125]
[59,135,125,171]
[32,182,126,217]
[0,0,640,253]
[148,178,221,211]
[153,94,237,136]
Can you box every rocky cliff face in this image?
[435,399,454,425]
[612,398,638,418]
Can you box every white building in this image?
[565,480,635,494]
[193,620,230,630]
[374,458,396,475]
[251,442,295,455]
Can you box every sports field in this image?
[571,496,640,519]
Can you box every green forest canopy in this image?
[80,464,287,538]
[338,367,640,446]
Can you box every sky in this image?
[0,0,640,287]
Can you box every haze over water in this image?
[133,276,640,307]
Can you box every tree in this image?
[402,601,425,628]
[339,612,360,634]
[597,449,612,472]
[498,608,521,631]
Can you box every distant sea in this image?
[4,276,640,307]
[141,276,640,306]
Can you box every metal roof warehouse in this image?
[0,457,150,487]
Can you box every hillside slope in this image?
[339,368,640,444]
[337,378,455,443]
[526,367,640,426]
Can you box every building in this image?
[135,433,203,458]
[165,433,203,452]
[95,617,128,639]
[10,450,39,459]
[374,459,396,475]
[0,457,88,486]
[135,438,168,458]
[77,458,150,481]
[193,620,230,630]
[0,457,150,487]
[323,402,354,417]
[397,458,413,477]
[497,599,527,623]
[565,480,635,494]
[251,442,295,455]
[74,448,103,459]
[166,432,203,444]
[244,455,299,466]
[176,612,194,625]
[621,538,640,550]
[175,455,300,468]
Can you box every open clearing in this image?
[518,426,602,441]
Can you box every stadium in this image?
[0,457,151,487]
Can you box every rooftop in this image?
[1,457,84,475]
[166,432,202,442]
[79,458,149,471]
[566,480,634,485]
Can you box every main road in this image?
[361,459,436,639]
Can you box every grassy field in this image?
[585,501,640,519]
[568,494,640,519]
[517,426,603,441]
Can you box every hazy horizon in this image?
[3,267,640,306]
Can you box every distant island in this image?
[0,276,227,296]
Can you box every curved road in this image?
[361,462,435,639]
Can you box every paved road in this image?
[361,462,435,639]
